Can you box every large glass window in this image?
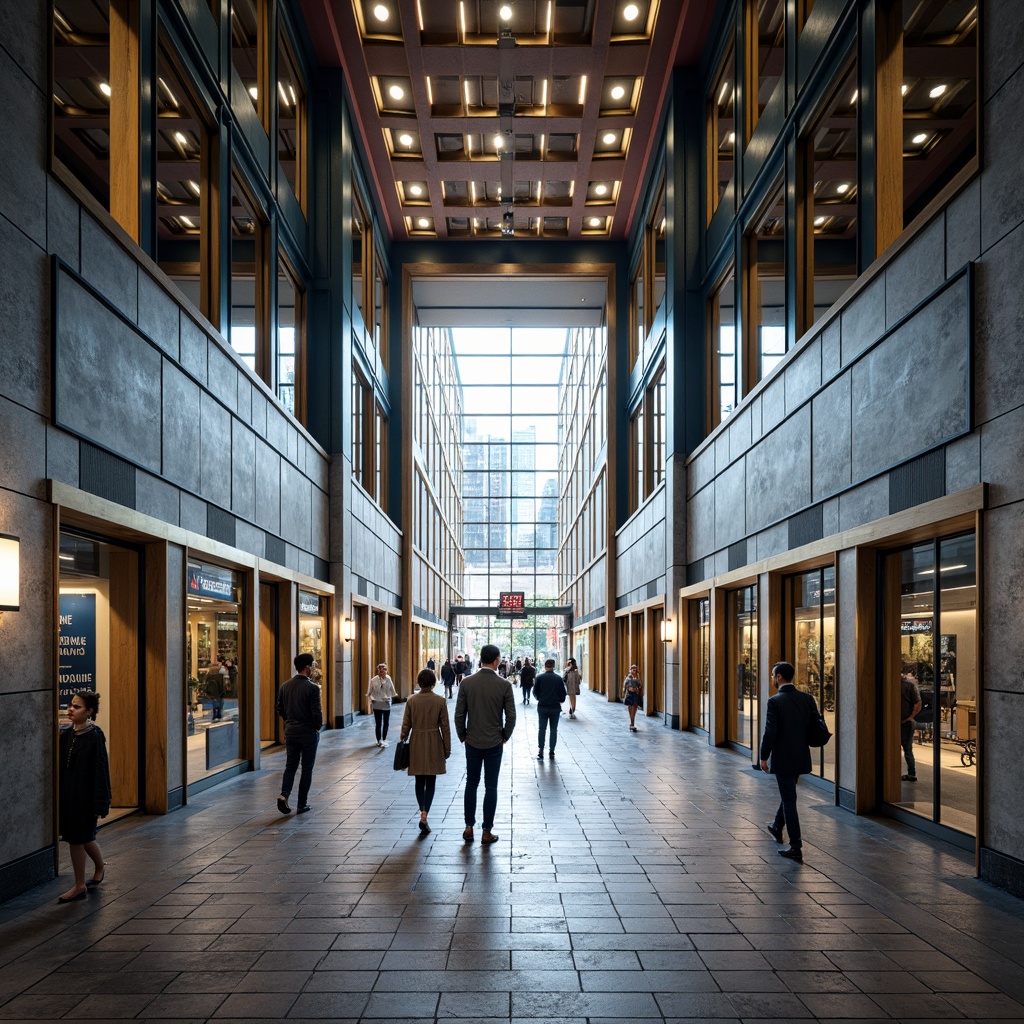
[690,597,711,734]
[709,264,737,428]
[785,565,836,781]
[800,61,858,336]
[892,534,976,835]
[277,29,307,212]
[156,39,209,320]
[745,182,786,384]
[746,0,784,140]
[231,0,261,119]
[186,562,246,786]
[707,41,736,225]
[726,585,758,754]
[277,254,304,418]
[229,175,264,371]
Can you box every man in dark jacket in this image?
[276,652,323,815]
[759,661,819,862]
[533,658,567,759]
[440,657,457,699]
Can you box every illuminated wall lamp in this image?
[342,616,354,642]
[0,534,20,612]
[659,617,674,643]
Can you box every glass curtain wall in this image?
[894,534,977,835]
[455,327,563,661]
[785,566,836,781]
[726,586,758,753]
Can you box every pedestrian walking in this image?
[367,662,397,747]
[533,658,567,759]
[400,669,451,835]
[520,656,535,704]
[276,652,323,815]
[564,658,582,718]
[623,664,643,731]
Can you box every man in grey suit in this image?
[454,643,517,844]
[759,660,819,862]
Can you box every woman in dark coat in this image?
[58,690,111,902]
[519,657,536,704]
[399,669,451,835]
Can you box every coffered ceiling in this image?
[300,0,715,242]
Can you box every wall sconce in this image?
[0,534,20,612]
[660,617,674,643]
[342,617,354,643]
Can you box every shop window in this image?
[59,532,141,822]
[706,40,736,225]
[231,0,261,120]
[689,597,711,733]
[298,591,326,689]
[156,37,211,322]
[743,182,786,388]
[746,0,785,140]
[889,533,976,835]
[726,585,758,753]
[229,174,265,372]
[798,60,858,337]
[186,561,246,786]
[785,565,836,781]
[277,28,307,212]
[709,263,737,429]
[277,253,305,420]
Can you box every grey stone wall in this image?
[615,486,667,607]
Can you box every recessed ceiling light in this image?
[814,215,826,226]
[912,132,928,144]
[499,3,512,20]
[398,133,413,146]
[248,85,258,100]
[603,131,616,145]
[373,4,389,21]
[418,218,430,228]
[174,131,188,145]
[494,134,504,148]
[589,217,602,227]
[727,131,735,143]
[611,85,625,100]
[836,182,849,194]
[389,84,405,100]
[595,184,608,196]
[850,89,858,104]
[99,82,111,97]
[901,83,908,96]
[624,3,640,20]
[929,83,947,98]
[188,179,201,196]
[180,215,194,228]
[409,184,423,196]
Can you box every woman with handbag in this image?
[623,664,643,732]
[564,658,582,718]
[399,669,451,835]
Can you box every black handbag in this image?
[393,739,410,771]
[807,712,832,747]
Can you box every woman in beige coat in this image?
[400,669,451,835]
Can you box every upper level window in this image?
[278,255,305,420]
[746,0,784,140]
[706,41,736,225]
[231,0,261,120]
[709,264,737,429]
[156,38,210,322]
[352,184,367,330]
[277,29,307,212]
[744,181,786,386]
[799,60,858,336]
[229,174,265,372]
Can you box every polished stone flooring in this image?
[2,690,1024,1023]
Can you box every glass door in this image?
[726,585,758,754]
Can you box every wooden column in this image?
[108,0,140,241]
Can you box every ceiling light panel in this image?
[377,77,415,113]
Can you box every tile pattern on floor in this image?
[2,688,1023,1022]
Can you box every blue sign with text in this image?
[59,593,97,707]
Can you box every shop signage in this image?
[901,618,933,635]
[187,564,234,601]
[299,591,321,616]
[58,593,97,706]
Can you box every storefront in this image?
[58,531,141,823]
[186,561,246,788]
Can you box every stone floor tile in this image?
[135,993,228,1017]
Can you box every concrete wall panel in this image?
[231,420,257,523]
[0,216,48,414]
[812,371,852,501]
[47,179,80,272]
[713,458,746,549]
[57,275,162,473]
[745,406,812,534]
[199,391,232,509]
[981,66,1024,253]
[281,459,312,551]
[81,217,138,323]
[981,503,1024,696]
[981,691,1024,860]
[0,47,46,245]
[254,439,282,535]
[851,280,968,480]
[839,276,885,365]
[162,365,203,493]
[784,335,821,415]
[138,275,180,361]
[207,341,238,415]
